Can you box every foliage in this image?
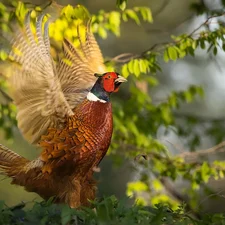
[1,0,225,222]
[1,197,225,225]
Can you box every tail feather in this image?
[0,144,46,196]
[0,144,29,178]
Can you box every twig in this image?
[152,0,171,18]
[163,139,186,153]
[179,141,225,163]
[110,53,138,63]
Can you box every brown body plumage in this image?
[0,12,126,207]
[1,100,112,207]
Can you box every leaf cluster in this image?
[1,197,225,225]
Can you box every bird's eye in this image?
[108,75,111,79]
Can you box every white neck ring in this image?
[87,92,107,103]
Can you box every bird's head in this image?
[95,72,127,93]
[87,72,127,102]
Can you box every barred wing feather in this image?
[57,21,106,108]
[8,13,73,144]
[7,13,106,145]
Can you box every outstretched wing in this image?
[8,13,73,144]
[57,20,107,108]
[6,13,106,145]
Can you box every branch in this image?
[179,141,225,163]
[110,53,139,63]
[110,12,225,63]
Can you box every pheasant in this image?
[0,13,126,208]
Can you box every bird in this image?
[0,12,126,208]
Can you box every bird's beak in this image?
[115,75,127,83]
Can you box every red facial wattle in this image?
[102,72,119,93]
[103,79,115,92]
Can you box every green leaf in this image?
[108,11,121,36]
[61,4,90,21]
[136,7,153,23]
[124,9,140,25]
[109,11,121,26]
[201,162,211,183]
[116,0,127,11]
[133,59,140,76]
[15,1,27,22]
[160,104,172,124]
[139,59,147,73]
[126,181,148,196]
[213,46,217,55]
[121,64,129,78]
[168,92,178,107]
[183,90,193,103]
[163,50,169,62]
[61,205,72,225]
[0,51,8,61]
[167,46,178,61]
[61,4,74,19]
[0,2,6,11]
[98,26,107,39]
[146,76,159,86]
[152,179,163,191]
[73,5,90,21]
[195,86,204,98]
[128,60,134,73]
[192,40,197,49]
[200,39,206,49]
[179,41,187,50]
